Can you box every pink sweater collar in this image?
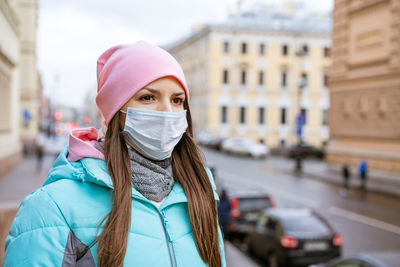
[67,127,105,162]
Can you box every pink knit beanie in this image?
[95,41,188,125]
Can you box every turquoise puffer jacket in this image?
[4,147,226,266]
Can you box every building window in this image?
[324,47,330,57]
[240,106,246,124]
[282,44,289,56]
[223,41,229,53]
[302,44,309,55]
[281,71,287,87]
[259,71,264,85]
[241,70,247,85]
[300,109,307,125]
[259,43,265,55]
[221,106,228,123]
[241,42,247,54]
[223,69,229,84]
[323,74,328,87]
[280,108,287,125]
[322,109,328,125]
[301,73,308,87]
[259,107,265,124]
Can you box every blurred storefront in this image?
[327,0,400,173]
[168,2,332,149]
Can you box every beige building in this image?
[9,0,41,151]
[0,0,22,176]
[168,3,332,149]
[327,0,400,173]
[0,0,40,177]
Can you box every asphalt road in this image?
[201,147,400,258]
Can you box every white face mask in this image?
[120,107,188,160]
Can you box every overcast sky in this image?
[37,0,333,109]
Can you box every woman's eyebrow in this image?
[172,92,185,97]
[142,87,159,94]
[143,87,185,97]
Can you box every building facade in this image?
[0,0,40,177]
[327,0,400,172]
[9,0,41,152]
[168,4,331,149]
[0,0,22,176]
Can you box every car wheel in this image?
[267,251,278,267]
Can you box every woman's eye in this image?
[140,95,154,101]
[173,98,184,105]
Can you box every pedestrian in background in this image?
[358,159,368,194]
[35,132,46,172]
[4,41,226,267]
[341,164,350,196]
[218,189,231,239]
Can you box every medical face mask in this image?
[120,107,188,160]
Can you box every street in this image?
[201,147,400,258]
[1,145,400,266]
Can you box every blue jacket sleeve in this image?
[3,187,71,267]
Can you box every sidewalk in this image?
[268,156,400,198]
[0,155,54,265]
[0,155,53,204]
[0,154,259,266]
[225,241,260,267]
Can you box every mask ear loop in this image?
[120,109,127,114]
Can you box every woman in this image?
[4,41,226,267]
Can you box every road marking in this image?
[329,206,400,236]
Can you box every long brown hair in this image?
[97,104,222,266]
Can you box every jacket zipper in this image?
[156,209,177,267]
[132,195,177,267]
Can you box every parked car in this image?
[227,192,276,241]
[287,143,325,159]
[207,137,225,150]
[246,208,341,267]
[222,137,270,158]
[325,251,400,267]
[195,132,224,150]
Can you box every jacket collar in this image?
[46,146,218,209]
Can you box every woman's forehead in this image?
[143,77,185,93]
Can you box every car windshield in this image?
[280,214,330,236]
[239,198,271,211]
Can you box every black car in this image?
[287,143,324,159]
[246,208,341,267]
[227,192,276,241]
[325,251,400,267]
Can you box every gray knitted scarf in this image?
[94,137,174,202]
[127,149,174,202]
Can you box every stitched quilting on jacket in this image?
[4,146,226,266]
